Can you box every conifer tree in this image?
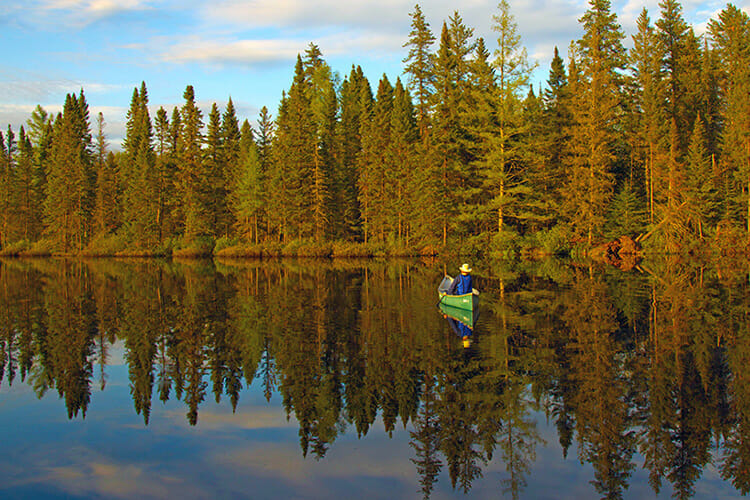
[256,106,274,172]
[403,4,435,140]
[271,57,315,241]
[0,128,12,248]
[221,98,242,236]
[358,75,393,244]
[485,0,535,238]
[460,38,497,238]
[121,83,158,246]
[93,112,118,235]
[337,66,371,240]
[44,92,95,251]
[154,107,176,240]
[304,45,337,242]
[709,5,750,241]
[684,114,720,237]
[233,121,265,243]
[431,22,461,244]
[564,0,626,244]
[387,78,419,245]
[539,47,571,223]
[204,102,230,237]
[656,0,693,150]
[178,85,209,241]
[25,106,51,236]
[15,127,36,241]
[631,8,668,224]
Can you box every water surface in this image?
[0,257,748,499]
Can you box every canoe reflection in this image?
[439,301,479,348]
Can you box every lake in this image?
[0,257,748,499]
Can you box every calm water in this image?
[1,257,749,499]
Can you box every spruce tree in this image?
[387,78,419,245]
[121,83,158,247]
[709,5,750,241]
[15,127,36,241]
[460,38,497,238]
[45,92,95,251]
[178,85,209,241]
[337,66,371,240]
[205,102,230,237]
[539,47,571,224]
[0,128,11,248]
[358,75,393,244]
[485,0,535,238]
[271,57,315,241]
[403,4,435,140]
[631,8,668,225]
[93,112,118,236]
[233,121,265,243]
[564,0,626,244]
[684,114,720,237]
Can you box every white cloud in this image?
[21,0,154,27]
[205,0,407,31]
[158,31,405,67]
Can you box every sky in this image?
[0,0,746,149]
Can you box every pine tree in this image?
[631,8,668,225]
[358,75,393,244]
[153,107,175,240]
[539,47,571,223]
[337,66,371,240]
[233,122,265,243]
[178,85,209,241]
[656,0,693,151]
[256,106,274,172]
[485,0,535,238]
[684,114,720,237]
[304,45,337,242]
[93,112,118,235]
[564,0,626,244]
[121,83,158,247]
[0,128,12,248]
[271,57,315,241]
[44,92,95,251]
[221,98,242,237]
[709,5,750,241]
[403,4,435,140]
[460,38,497,238]
[25,105,51,237]
[431,21,460,244]
[204,102,229,237]
[387,78,419,245]
[15,127,36,241]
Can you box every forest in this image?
[0,0,748,258]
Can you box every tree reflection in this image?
[1,256,750,498]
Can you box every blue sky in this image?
[0,0,745,149]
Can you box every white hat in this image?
[459,263,472,273]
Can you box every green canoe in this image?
[439,301,479,329]
[437,275,479,311]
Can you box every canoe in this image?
[437,275,479,311]
[439,301,479,329]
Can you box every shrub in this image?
[0,240,32,256]
[83,232,129,256]
[172,236,214,258]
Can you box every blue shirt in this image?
[449,273,473,295]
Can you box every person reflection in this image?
[444,314,473,348]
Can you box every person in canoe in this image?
[447,263,473,295]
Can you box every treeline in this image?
[2,257,750,498]
[0,0,749,257]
